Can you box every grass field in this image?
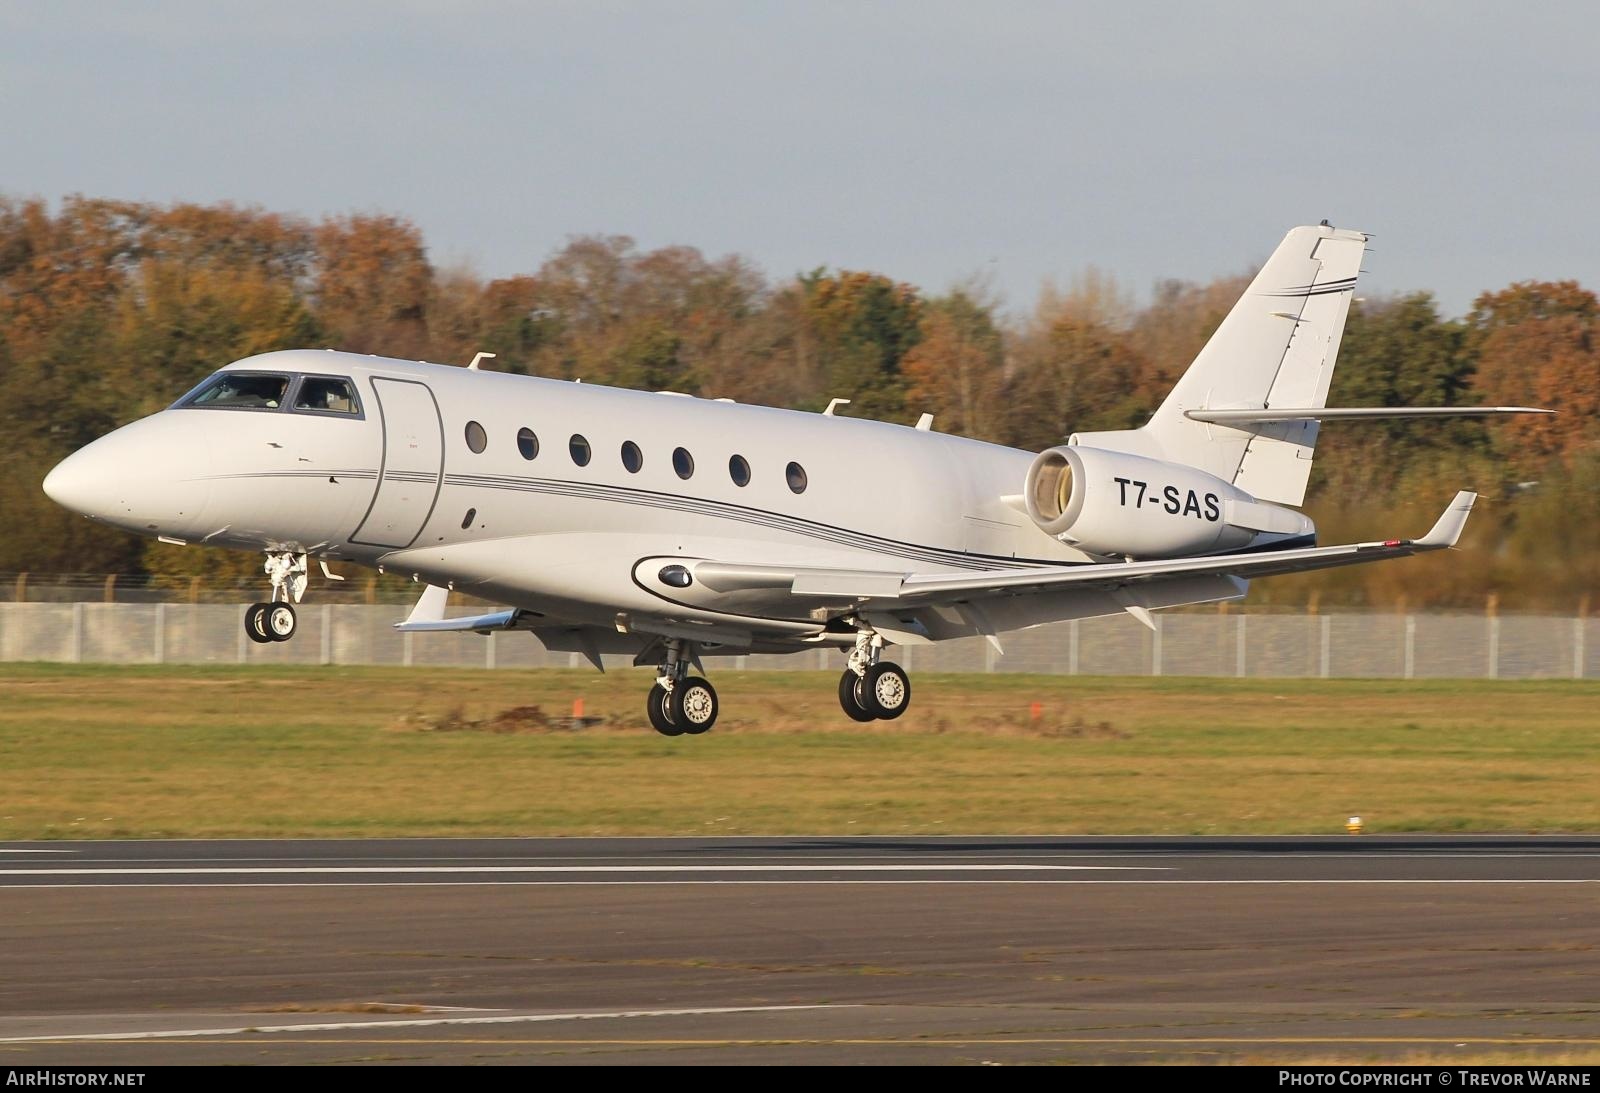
[0,664,1596,839]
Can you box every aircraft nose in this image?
[42,413,214,533]
[42,443,117,517]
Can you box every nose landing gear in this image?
[244,601,298,643]
[646,639,719,736]
[243,551,309,644]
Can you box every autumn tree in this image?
[4,190,1596,609]
[311,214,433,357]
[900,290,1007,440]
[506,236,769,395]
[1126,274,1252,389]
[1309,294,1480,502]
[1003,272,1156,450]
[791,270,923,421]
[1469,281,1600,470]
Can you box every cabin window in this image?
[673,447,695,480]
[465,421,488,453]
[569,434,591,466]
[786,461,808,494]
[293,376,360,415]
[728,454,751,486]
[178,372,290,410]
[517,427,539,460]
[621,440,643,473]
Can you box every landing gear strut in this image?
[838,629,912,721]
[646,638,718,737]
[243,551,308,644]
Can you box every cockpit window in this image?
[294,376,360,415]
[180,372,289,410]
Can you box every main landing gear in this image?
[837,629,912,721]
[641,630,913,734]
[646,638,719,737]
[243,551,308,645]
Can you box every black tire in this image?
[244,602,273,644]
[647,683,682,736]
[862,662,911,720]
[838,670,876,722]
[670,676,718,735]
[266,602,297,642]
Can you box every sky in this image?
[3,1,1597,319]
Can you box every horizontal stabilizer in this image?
[1186,406,1552,424]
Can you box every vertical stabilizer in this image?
[1074,223,1368,506]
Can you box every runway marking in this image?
[2,879,1598,890]
[0,1004,860,1043]
[30,852,1600,865]
[0,864,1168,876]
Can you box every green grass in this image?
[1,664,1597,839]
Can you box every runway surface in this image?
[2,836,1599,1065]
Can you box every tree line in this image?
[1,196,1594,609]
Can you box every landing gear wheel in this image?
[862,662,911,720]
[647,683,683,736]
[266,602,297,642]
[670,676,718,735]
[244,603,273,644]
[838,670,876,722]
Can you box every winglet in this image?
[1416,491,1476,549]
[404,583,449,625]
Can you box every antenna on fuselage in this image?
[822,398,851,416]
[467,352,497,371]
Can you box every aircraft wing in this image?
[392,492,1474,652]
[693,491,1476,606]
[895,491,1473,601]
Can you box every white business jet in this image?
[43,223,1546,735]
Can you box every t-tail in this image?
[1069,222,1365,506]
[1068,222,1548,507]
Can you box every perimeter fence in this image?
[1,602,1593,680]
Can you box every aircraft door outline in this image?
[350,377,445,549]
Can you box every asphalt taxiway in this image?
[2,836,1598,1065]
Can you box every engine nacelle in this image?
[1023,446,1313,558]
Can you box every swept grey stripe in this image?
[445,473,1055,571]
